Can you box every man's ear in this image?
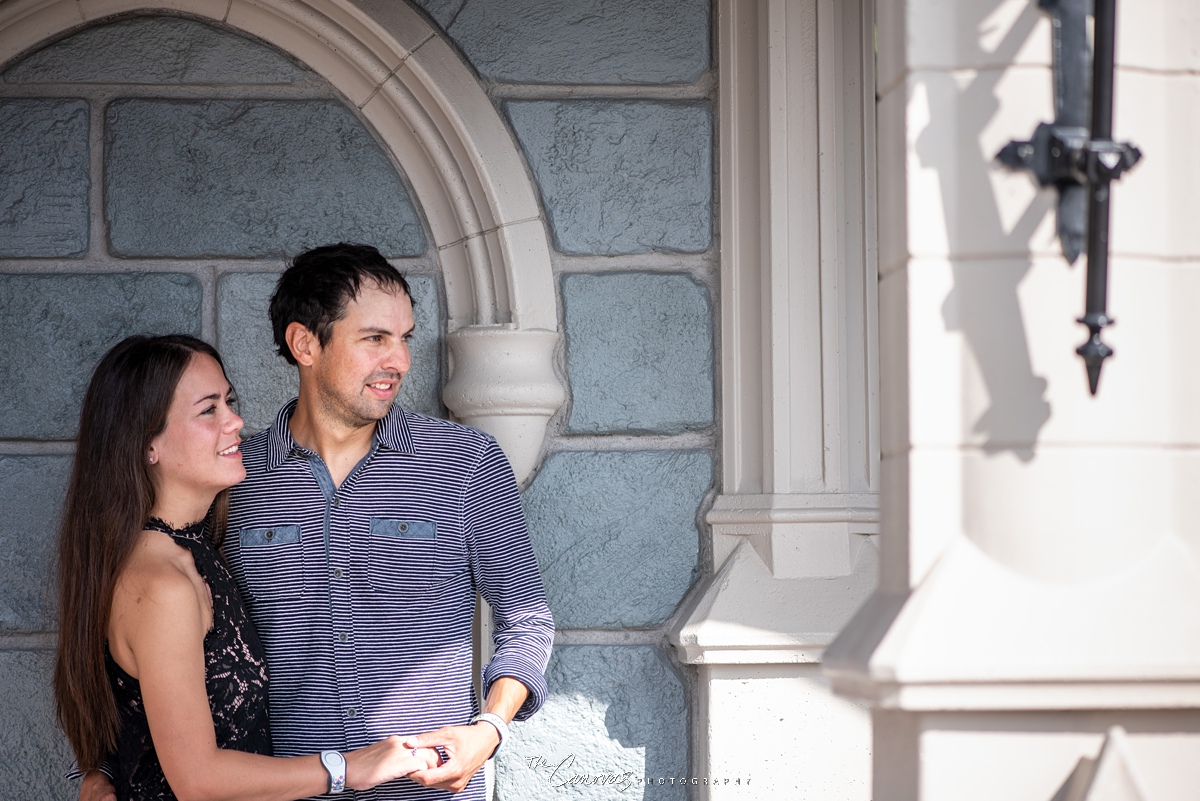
[285,322,320,367]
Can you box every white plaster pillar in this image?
[670,0,878,796]
[824,1,1200,798]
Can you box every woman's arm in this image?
[111,551,434,801]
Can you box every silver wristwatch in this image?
[471,712,509,758]
[320,750,347,794]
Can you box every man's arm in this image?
[466,440,555,718]
[405,439,554,792]
[79,770,116,801]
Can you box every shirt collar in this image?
[374,402,416,454]
[265,398,301,471]
[265,398,416,471]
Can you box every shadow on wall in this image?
[913,1,1053,462]
[495,645,688,800]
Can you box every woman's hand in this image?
[345,737,441,791]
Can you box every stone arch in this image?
[0,0,565,482]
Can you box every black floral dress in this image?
[105,518,272,800]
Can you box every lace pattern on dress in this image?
[105,518,272,800]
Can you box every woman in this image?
[54,334,436,800]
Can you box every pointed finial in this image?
[1076,314,1114,396]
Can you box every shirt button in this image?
[332,496,340,508]
[264,529,275,540]
[332,568,344,578]
[398,522,409,534]
[338,632,349,643]
[345,708,357,718]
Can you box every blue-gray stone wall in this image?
[414,1,717,796]
[0,4,715,799]
[0,17,437,797]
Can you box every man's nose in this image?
[383,340,411,375]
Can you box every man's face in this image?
[308,282,414,429]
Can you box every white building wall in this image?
[827,0,1200,798]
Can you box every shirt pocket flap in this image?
[369,518,436,540]
[236,525,305,603]
[240,525,302,547]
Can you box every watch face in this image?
[323,751,346,769]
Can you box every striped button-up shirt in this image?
[222,400,554,800]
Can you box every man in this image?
[83,243,554,800]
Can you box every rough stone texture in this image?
[0,457,70,633]
[522,450,710,629]
[106,100,426,258]
[496,645,688,800]
[217,273,442,432]
[506,101,712,255]
[443,0,709,84]
[563,272,713,434]
[0,651,76,801]
[411,0,466,30]
[2,16,312,85]
[0,273,202,440]
[0,100,89,258]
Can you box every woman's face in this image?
[148,353,246,499]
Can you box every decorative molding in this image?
[0,0,566,481]
[825,535,1200,710]
[670,538,878,665]
[1052,727,1150,801]
[690,0,879,619]
[707,493,878,577]
[672,8,880,793]
[443,327,565,484]
[701,0,880,590]
[716,0,878,504]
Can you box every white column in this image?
[825,1,1200,799]
[670,0,878,796]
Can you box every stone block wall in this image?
[0,4,716,798]
[417,3,716,796]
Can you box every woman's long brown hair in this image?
[54,334,233,770]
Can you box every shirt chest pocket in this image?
[367,518,442,596]
[238,525,305,602]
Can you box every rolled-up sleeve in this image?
[464,439,554,720]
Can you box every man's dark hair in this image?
[269,243,411,365]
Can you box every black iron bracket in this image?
[996,0,1141,395]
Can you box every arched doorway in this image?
[0,0,564,480]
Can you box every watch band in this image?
[320,750,346,794]
[471,712,509,758]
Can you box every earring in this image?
[148,454,157,464]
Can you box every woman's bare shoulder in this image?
[117,529,201,599]
[111,530,208,639]
[108,530,209,678]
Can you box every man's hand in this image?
[403,678,528,793]
[80,770,116,801]
[402,723,499,793]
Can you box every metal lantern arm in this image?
[996,0,1142,395]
